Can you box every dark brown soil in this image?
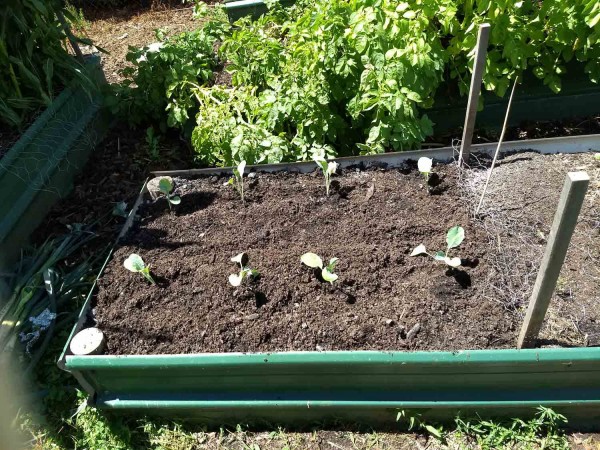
[94,165,517,355]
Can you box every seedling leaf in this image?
[124,254,156,284]
[327,257,339,270]
[434,251,446,261]
[228,273,242,287]
[417,157,432,174]
[313,156,328,172]
[231,252,249,266]
[301,252,323,269]
[237,160,246,177]
[410,244,427,256]
[327,161,338,176]
[445,257,462,267]
[158,178,173,194]
[446,226,465,248]
[170,195,181,205]
[124,254,145,272]
[322,267,338,283]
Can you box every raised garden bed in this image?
[0,55,110,272]
[59,140,600,428]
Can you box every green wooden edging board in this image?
[59,151,600,429]
[0,56,110,271]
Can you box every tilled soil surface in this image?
[95,165,517,354]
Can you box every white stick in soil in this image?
[458,23,490,167]
[475,75,519,216]
[517,171,590,349]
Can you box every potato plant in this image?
[114,0,600,166]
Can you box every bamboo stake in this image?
[475,76,519,216]
[458,23,490,167]
[517,172,590,348]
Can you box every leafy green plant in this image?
[146,127,160,161]
[417,157,433,184]
[314,157,339,196]
[123,254,155,285]
[158,178,181,210]
[229,252,259,287]
[301,253,339,283]
[112,0,600,166]
[64,2,90,35]
[110,25,226,131]
[411,226,465,268]
[228,160,246,202]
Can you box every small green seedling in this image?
[123,253,156,284]
[228,160,246,202]
[418,157,432,183]
[594,153,600,161]
[229,252,259,287]
[313,157,338,196]
[411,226,464,268]
[301,252,339,283]
[158,178,181,210]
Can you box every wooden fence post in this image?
[517,171,590,349]
[458,23,490,166]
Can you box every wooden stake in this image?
[475,75,519,216]
[458,23,490,166]
[517,172,590,349]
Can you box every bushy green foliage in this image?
[110,21,228,132]
[117,0,600,166]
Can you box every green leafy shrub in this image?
[116,0,600,166]
[110,22,228,132]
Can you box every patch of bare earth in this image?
[464,151,600,347]
[84,5,203,83]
